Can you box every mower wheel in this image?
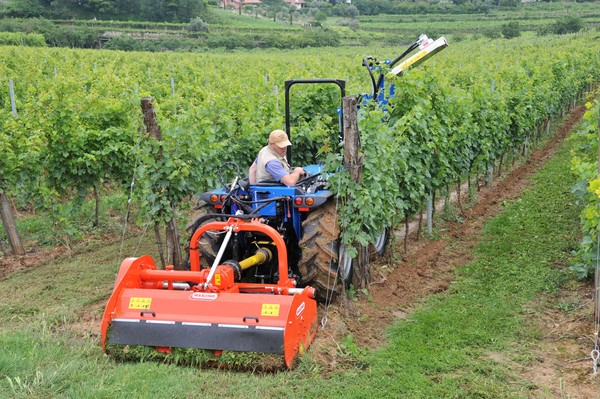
[297,200,350,302]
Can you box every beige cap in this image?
[269,129,292,148]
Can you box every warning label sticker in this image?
[261,304,280,317]
[128,297,152,310]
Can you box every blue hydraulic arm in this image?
[361,35,448,105]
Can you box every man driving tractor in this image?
[248,129,305,187]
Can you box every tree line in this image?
[1,0,207,22]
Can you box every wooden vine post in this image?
[0,190,25,255]
[0,80,25,256]
[140,97,183,269]
[342,95,369,289]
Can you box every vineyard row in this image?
[1,33,600,254]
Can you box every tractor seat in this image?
[253,180,282,186]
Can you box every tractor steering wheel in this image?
[295,172,321,187]
[217,161,242,192]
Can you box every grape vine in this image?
[0,33,599,255]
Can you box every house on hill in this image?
[285,0,306,9]
[221,0,306,9]
[221,0,262,9]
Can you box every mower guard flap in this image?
[107,289,313,354]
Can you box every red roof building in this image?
[221,0,262,9]
[285,0,306,9]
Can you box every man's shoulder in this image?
[257,146,279,162]
[257,145,270,153]
[265,160,287,182]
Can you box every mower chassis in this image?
[101,218,318,368]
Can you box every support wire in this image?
[116,126,143,272]
[321,172,343,329]
[593,106,600,376]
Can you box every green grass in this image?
[0,126,584,397]
[209,7,303,30]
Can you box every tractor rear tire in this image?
[182,214,229,270]
[297,200,352,302]
[371,227,389,257]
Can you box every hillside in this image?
[0,1,597,50]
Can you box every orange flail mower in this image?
[101,217,318,368]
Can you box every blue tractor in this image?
[186,35,447,302]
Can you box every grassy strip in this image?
[0,132,582,397]
[344,131,582,397]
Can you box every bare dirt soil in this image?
[310,106,600,396]
[522,283,598,398]
[0,245,68,280]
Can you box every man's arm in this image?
[248,161,257,184]
[279,167,305,187]
[265,162,304,187]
